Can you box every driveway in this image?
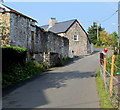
[3,50,100,108]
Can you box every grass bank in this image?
[94,45,113,50]
[96,69,114,108]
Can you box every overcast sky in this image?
[3,2,118,33]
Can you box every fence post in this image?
[103,57,107,84]
[109,55,116,95]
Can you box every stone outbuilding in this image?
[0,4,37,52]
[41,18,92,57]
[0,4,69,66]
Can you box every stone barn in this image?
[0,5,69,66]
[0,4,37,52]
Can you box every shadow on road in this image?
[2,56,82,97]
[61,56,82,67]
[2,55,86,97]
[3,50,98,97]
[3,70,96,108]
[3,48,100,108]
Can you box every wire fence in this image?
[100,55,120,109]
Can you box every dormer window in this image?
[74,35,78,41]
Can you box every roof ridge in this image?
[55,19,77,24]
[1,4,37,22]
[40,19,77,27]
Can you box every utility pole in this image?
[96,21,99,42]
[118,1,120,53]
[117,3,120,108]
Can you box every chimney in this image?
[49,18,57,28]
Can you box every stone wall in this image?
[46,31,69,58]
[35,26,69,64]
[0,12,10,46]
[87,41,92,54]
[64,21,90,57]
[35,27,47,53]
[10,13,36,51]
[33,52,60,67]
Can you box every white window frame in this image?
[73,35,78,41]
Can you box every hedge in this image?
[2,61,46,88]
[2,46,27,71]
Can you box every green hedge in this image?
[2,61,46,88]
[2,46,27,71]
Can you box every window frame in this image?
[73,34,78,41]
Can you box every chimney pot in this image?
[49,18,57,28]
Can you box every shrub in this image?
[2,61,46,88]
[2,46,27,71]
[2,46,48,88]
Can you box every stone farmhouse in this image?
[41,18,91,58]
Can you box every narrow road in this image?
[3,51,100,108]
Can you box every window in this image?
[73,35,78,41]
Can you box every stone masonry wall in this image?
[10,13,36,51]
[0,12,10,46]
[35,26,69,64]
[87,40,92,54]
[35,26,47,53]
[46,31,69,58]
[65,21,89,57]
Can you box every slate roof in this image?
[1,4,37,22]
[41,19,91,43]
[40,19,77,34]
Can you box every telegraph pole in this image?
[96,21,99,42]
[97,21,99,42]
[117,2,120,106]
[118,1,120,53]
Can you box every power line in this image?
[101,10,118,22]
[80,10,118,24]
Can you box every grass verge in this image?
[94,45,113,50]
[96,69,114,108]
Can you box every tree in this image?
[87,22,104,45]
[110,32,118,47]
[99,30,118,47]
[111,32,118,40]
[99,30,109,46]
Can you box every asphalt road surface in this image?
[3,50,100,108]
